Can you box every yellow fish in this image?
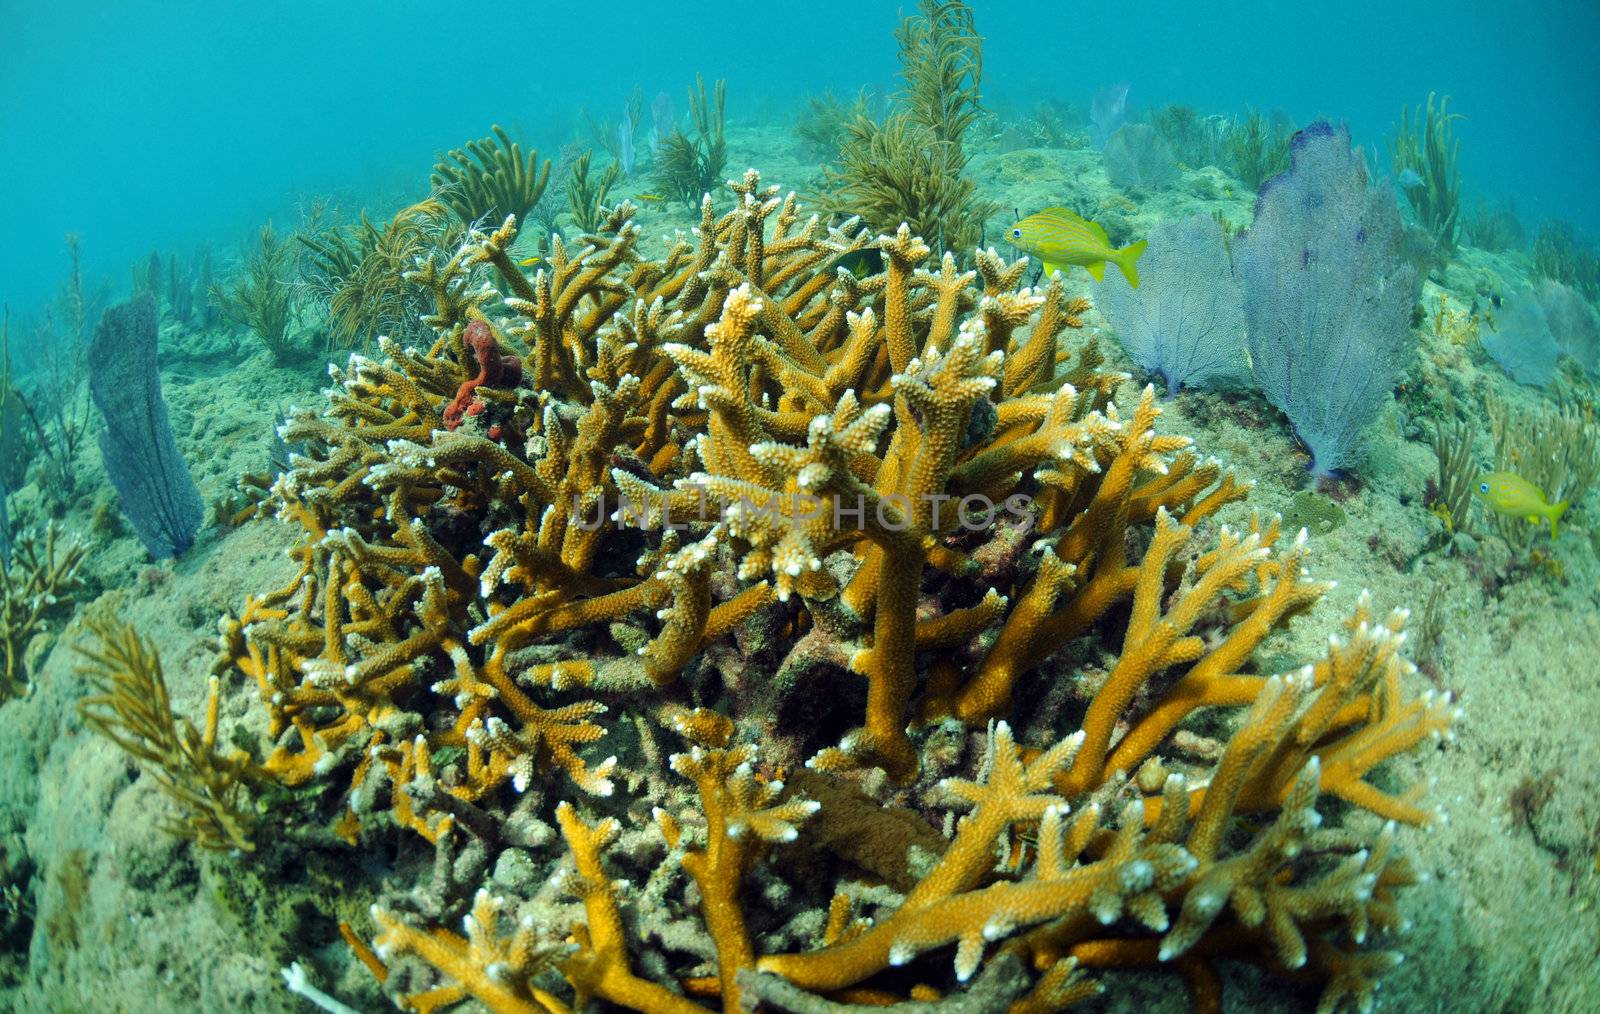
[1007,207,1148,287]
[1475,471,1568,539]
[518,255,550,269]
[633,192,666,203]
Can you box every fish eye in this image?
[1010,228,1022,239]
[1479,482,1490,493]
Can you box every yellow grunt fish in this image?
[1007,207,1148,287]
[633,192,666,203]
[1475,471,1568,539]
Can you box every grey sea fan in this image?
[1536,279,1600,376]
[1098,214,1249,394]
[1103,124,1179,192]
[1482,288,1561,388]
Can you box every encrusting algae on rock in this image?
[89,168,1460,1012]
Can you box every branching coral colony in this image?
[204,170,1455,1012]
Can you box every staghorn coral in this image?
[369,888,573,1013]
[652,708,822,1010]
[199,170,1451,1011]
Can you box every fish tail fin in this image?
[1550,500,1569,540]
[1114,239,1148,288]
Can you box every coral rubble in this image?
[198,169,1452,1011]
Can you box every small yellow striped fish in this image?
[1007,207,1148,287]
[634,192,666,203]
[1475,471,1568,539]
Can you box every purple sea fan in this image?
[1099,214,1250,394]
[88,293,205,557]
[1236,121,1421,478]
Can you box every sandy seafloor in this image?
[2,120,1599,1012]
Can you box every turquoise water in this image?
[2,1,1596,317]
